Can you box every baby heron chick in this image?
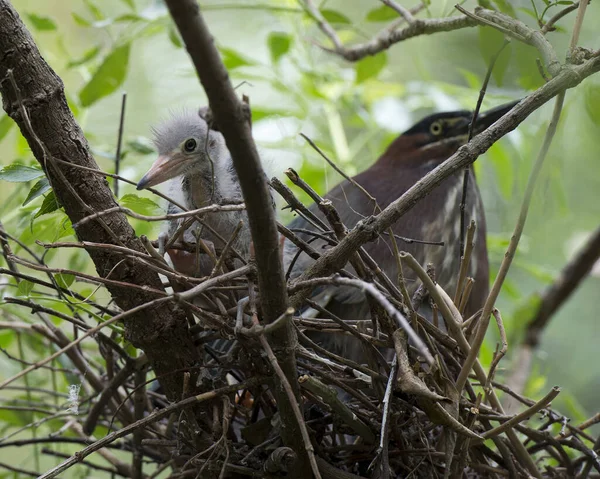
[137,111,250,276]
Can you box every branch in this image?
[163,0,307,473]
[307,2,476,62]
[0,1,199,402]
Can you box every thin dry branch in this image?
[163,2,306,473]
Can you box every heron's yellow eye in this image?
[430,121,443,136]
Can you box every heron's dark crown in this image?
[402,109,471,137]
[376,100,519,166]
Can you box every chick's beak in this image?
[136,152,189,190]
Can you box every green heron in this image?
[136,111,252,276]
[284,101,518,358]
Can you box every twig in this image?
[291,275,434,365]
[37,378,263,479]
[258,336,322,479]
[73,203,245,229]
[114,92,127,198]
[455,92,566,393]
[480,386,561,440]
[459,38,510,258]
[163,4,304,468]
[541,1,579,34]
[298,375,375,443]
[486,309,508,388]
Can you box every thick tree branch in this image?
[163,0,307,475]
[0,1,200,402]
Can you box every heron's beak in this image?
[471,99,520,135]
[136,152,190,190]
[445,99,521,140]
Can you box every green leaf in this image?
[114,14,143,23]
[72,12,91,27]
[365,5,398,22]
[17,280,34,297]
[268,32,292,64]
[168,25,183,48]
[55,273,75,289]
[23,177,51,205]
[79,43,130,107]
[251,108,297,122]
[0,115,14,142]
[488,142,513,200]
[478,26,510,86]
[220,47,256,70]
[34,191,60,218]
[83,0,104,20]
[120,0,136,9]
[0,164,45,182]
[355,52,387,84]
[67,46,101,68]
[26,13,57,31]
[492,0,516,16]
[584,84,600,125]
[120,194,161,216]
[127,138,155,155]
[320,9,351,24]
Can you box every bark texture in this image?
[0,0,200,402]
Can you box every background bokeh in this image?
[1,0,599,471]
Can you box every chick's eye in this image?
[208,138,216,149]
[430,121,443,136]
[183,138,197,153]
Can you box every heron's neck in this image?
[185,156,242,208]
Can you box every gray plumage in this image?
[153,112,250,259]
[137,111,256,277]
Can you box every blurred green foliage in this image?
[0,0,599,473]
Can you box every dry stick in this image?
[301,0,343,51]
[466,7,561,77]
[307,0,476,62]
[113,92,126,198]
[163,3,304,472]
[210,220,243,278]
[459,38,510,259]
[259,336,322,479]
[298,375,375,444]
[73,203,245,228]
[292,275,434,365]
[455,93,565,392]
[370,354,398,479]
[456,0,587,392]
[541,1,580,34]
[480,386,561,440]
[37,378,262,479]
[486,309,508,388]
[299,133,421,305]
[401,253,542,477]
[8,255,168,297]
[0,295,171,390]
[454,220,476,304]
